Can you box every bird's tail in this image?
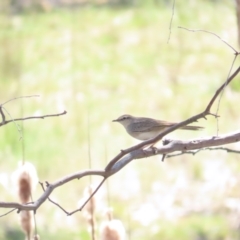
[180,125,203,131]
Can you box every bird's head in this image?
[112,114,134,127]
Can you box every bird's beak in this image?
[112,119,117,122]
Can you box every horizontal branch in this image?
[109,130,240,172]
[0,110,67,127]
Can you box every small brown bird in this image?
[113,114,203,141]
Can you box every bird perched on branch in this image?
[112,114,203,141]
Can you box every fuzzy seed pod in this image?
[12,162,38,240]
[100,209,125,240]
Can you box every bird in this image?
[112,114,203,141]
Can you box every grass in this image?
[0,1,240,239]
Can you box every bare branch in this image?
[2,53,237,212]
[0,27,240,218]
[0,110,67,127]
[1,130,240,214]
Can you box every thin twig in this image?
[2,106,23,139]
[178,27,239,53]
[215,55,237,135]
[49,198,69,215]
[0,208,17,217]
[167,146,240,158]
[39,182,69,215]
[1,95,40,106]
[80,178,106,210]
[167,0,176,43]
[205,66,240,112]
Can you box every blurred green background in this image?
[1,0,240,239]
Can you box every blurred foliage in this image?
[0,0,234,13]
[0,0,240,239]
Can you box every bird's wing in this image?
[129,119,174,132]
